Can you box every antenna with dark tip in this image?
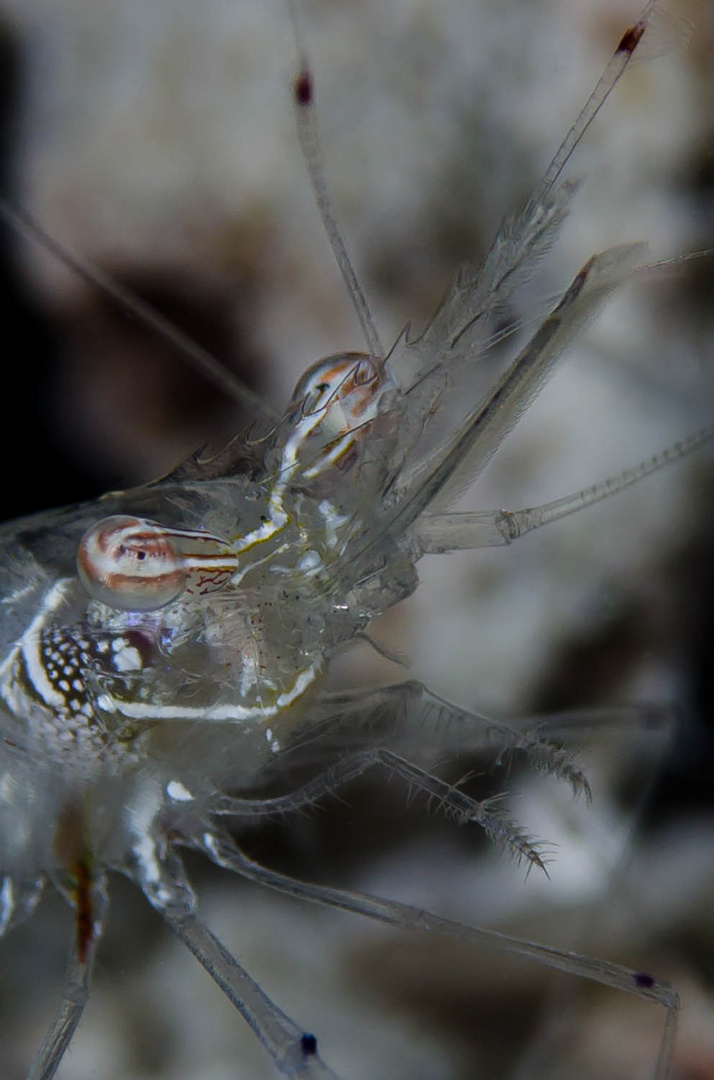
[534,0,659,204]
[288,0,384,361]
[0,197,280,423]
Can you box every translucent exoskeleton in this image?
[0,0,712,1078]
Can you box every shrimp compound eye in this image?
[292,358,351,417]
[77,515,188,611]
[291,352,374,416]
[290,351,386,434]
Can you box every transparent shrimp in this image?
[0,1,711,1079]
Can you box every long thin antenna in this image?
[288,0,384,361]
[0,197,280,423]
[534,0,659,204]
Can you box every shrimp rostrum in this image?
[0,1,710,1078]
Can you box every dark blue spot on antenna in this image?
[634,972,656,989]
[300,1033,318,1056]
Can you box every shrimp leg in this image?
[416,425,714,553]
[214,681,598,802]
[212,743,553,870]
[27,873,107,1080]
[130,846,344,1080]
[200,829,679,1080]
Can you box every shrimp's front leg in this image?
[415,425,714,553]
